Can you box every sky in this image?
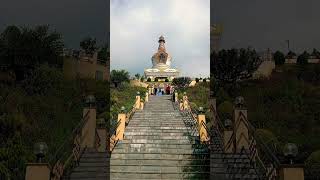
[0,0,109,49]
[212,0,320,53]
[0,0,319,58]
[110,0,210,78]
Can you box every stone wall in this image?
[63,52,109,81]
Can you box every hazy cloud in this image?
[111,0,210,78]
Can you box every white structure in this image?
[144,36,179,81]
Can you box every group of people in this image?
[152,84,174,96]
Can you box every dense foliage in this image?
[80,37,97,56]
[214,64,320,162]
[211,48,262,88]
[0,25,63,80]
[172,77,191,88]
[110,69,130,88]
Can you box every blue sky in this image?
[110,0,210,78]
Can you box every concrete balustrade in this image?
[96,126,107,152]
[117,113,126,141]
[234,108,249,152]
[81,107,97,148]
[145,92,149,102]
[183,95,189,110]
[224,128,234,153]
[135,95,141,109]
[198,113,208,143]
[279,165,304,180]
[25,163,50,180]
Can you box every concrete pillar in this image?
[140,101,144,110]
[25,163,50,180]
[179,100,184,111]
[175,92,178,102]
[234,109,249,152]
[135,95,141,109]
[279,165,304,180]
[145,92,149,102]
[198,114,208,143]
[96,127,107,152]
[117,113,126,140]
[224,129,234,153]
[183,95,188,110]
[81,108,96,148]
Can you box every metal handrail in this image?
[49,110,90,179]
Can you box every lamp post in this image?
[283,143,298,164]
[33,142,48,163]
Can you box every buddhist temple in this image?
[144,36,179,81]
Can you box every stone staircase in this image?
[110,95,210,179]
[209,128,264,179]
[67,148,110,180]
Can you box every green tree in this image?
[211,48,262,87]
[147,78,151,82]
[172,77,191,88]
[97,44,109,62]
[0,25,63,80]
[297,51,309,65]
[286,51,297,58]
[80,37,97,56]
[274,51,285,65]
[111,69,130,88]
[134,73,141,80]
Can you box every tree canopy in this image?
[0,25,64,80]
[274,51,285,65]
[110,69,130,88]
[80,37,97,56]
[172,77,191,88]
[211,48,262,87]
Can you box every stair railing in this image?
[49,110,90,180]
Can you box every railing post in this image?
[279,165,304,180]
[223,119,234,153]
[233,96,249,153]
[82,95,97,148]
[96,118,107,152]
[140,100,144,110]
[117,112,126,141]
[183,93,188,110]
[25,163,51,180]
[145,92,149,102]
[198,107,208,143]
[175,92,178,102]
[179,99,184,111]
[135,91,141,109]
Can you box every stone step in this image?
[110,171,209,179]
[69,171,108,179]
[125,126,188,130]
[121,139,192,144]
[124,129,190,133]
[123,135,190,140]
[123,131,189,136]
[110,158,209,166]
[111,152,209,160]
[115,142,195,149]
[110,164,209,173]
[112,147,208,154]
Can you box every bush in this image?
[165,78,169,82]
[195,78,199,82]
[147,78,151,82]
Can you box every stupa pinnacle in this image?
[144,36,179,81]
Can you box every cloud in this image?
[111,0,210,77]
